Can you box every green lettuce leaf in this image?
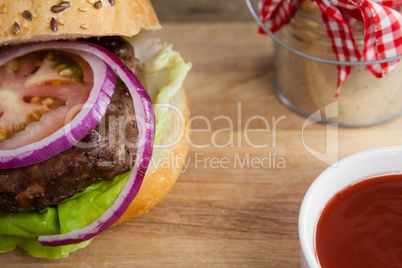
[0,170,130,258]
[0,43,191,259]
[142,44,192,143]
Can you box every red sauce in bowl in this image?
[315,173,402,268]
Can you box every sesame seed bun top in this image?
[0,0,160,46]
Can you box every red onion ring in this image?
[0,49,116,169]
[27,42,155,247]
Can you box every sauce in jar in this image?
[315,173,402,268]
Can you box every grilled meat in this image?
[0,37,141,213]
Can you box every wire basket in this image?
[246,0,402,127]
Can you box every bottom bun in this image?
[112,87,190,226]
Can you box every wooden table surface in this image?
[2,22,402,267]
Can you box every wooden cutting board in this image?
[2,22,402,267]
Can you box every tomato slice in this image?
[0,50,94,150]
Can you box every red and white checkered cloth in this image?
[259,0,402,94]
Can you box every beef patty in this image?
[0,37,141,213]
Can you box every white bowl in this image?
[298,146,402,268]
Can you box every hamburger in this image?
[0,0,191,258]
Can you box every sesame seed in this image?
[94,1,102,9]
[55,64,67,71]
[11,23,20,34]
[0,129,7,140]
[30,96,41,104]
[51,17,58,32]
[88,0,96,3]
[22,10,33,21]
[46,52,55,60]
[79,6,89,12]
[56,17,65,26]
[59,1,71,8]
[51,5,66,13]
[80,24,89,29]
[0,4,7,14]
[109,0,115,6]
[59,69,72,77]
[42,97,54,106]
[32,112,42,121]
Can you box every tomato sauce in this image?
[315,173,402,268]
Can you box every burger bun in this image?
[0,0,160,46]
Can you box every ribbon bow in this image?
[259,0,402,94]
